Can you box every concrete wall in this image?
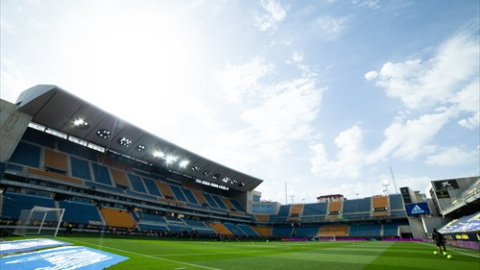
[422,216,450,235]
[405,216,450,239]
[0,99,31,162]
[233,191,249,212]
[407,217,427,239]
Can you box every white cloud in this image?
[458,111,479,130]
[202,54,326,177]
[364,70,378,81]
[241,75,323,141]
[311,108,459,179]
[0,59,35,102]
[366,32,479,110]
[213,57,324,166]
[310,125,366,179]
[426,147,478,166]
[0,18,16,33]
[352,0,381,9]
[302,30,478,192]
[292,51,304,62]
[254,0,287,32]
[216,57,275,104]
[27,17,47,30]
[449,79,480,129]
[362,30,479,165]
[313,15,349,40]
[369,110,455,162]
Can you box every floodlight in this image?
[136,144,146,152]
[96,129,111,139]
[165,155,177,165]
[153,151,165,158]
[117,137,132,147]
[74,119,89,129]
[179,160,190,168]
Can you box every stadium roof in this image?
[15,85,263,192]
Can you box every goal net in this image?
[316,235,336,241]
[13,206,65,237]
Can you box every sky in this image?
[1,0,479,204]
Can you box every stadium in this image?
[0,85,479,269]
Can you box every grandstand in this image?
[0,85,478,250]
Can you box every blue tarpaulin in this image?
[1,245,128,270]
[0,238,70,255]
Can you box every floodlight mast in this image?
[389,167,398,194]
[383,182,390,196]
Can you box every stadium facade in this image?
[1,85,478,249]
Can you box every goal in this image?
[316,235,336,241]
[13,206,65,237]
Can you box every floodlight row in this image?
[71,118,246,188]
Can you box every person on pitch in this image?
[432,228,447,254]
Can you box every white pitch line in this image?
[61,238,223,270]
[453,250,480,259]
[416,241,480,258]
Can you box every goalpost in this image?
[13,206,65,237]
[316,235,336,241]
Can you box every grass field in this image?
[28,236,477,270]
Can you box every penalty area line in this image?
[60,238,223,270]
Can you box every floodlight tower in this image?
[389,167,399,194]
[382,182,390,196]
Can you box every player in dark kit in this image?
[432,228,447,254]
[64,221,74,235]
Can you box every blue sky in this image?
[1,0,479,203]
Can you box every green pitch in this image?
[12,236,480,270]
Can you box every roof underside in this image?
[15,85,263,192]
